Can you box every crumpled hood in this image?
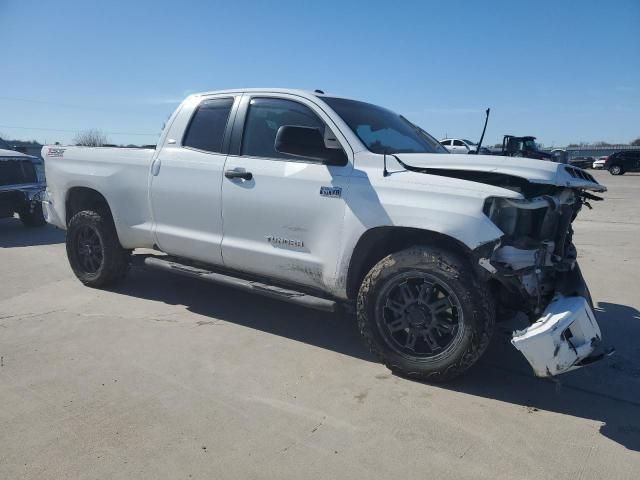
[395,153,607,192]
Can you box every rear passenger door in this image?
[150,95,238,265]
[220,94,352,292]
[440,140,452,152]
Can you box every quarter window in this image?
[242,98,326,160]
[183,97,234,153]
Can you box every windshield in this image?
[463,139,477,146]
[523,139,538,150]
[322,97,447,154]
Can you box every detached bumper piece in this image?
[511,296,606,377]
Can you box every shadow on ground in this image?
[0,217,64,247]
[112,265,640,451]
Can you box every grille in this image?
[565,166,597,184]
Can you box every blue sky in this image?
[1,0,638,146]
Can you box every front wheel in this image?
[609,165,624,175]
[66,210,130,288]
[357,246,495,382]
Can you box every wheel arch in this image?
[65,187,115,226]
[345,226,473,299]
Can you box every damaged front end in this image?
[477,183,611,377]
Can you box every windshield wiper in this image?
[399,116,446,152]
[399,115,427,136]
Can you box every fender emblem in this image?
[320,186,342,198]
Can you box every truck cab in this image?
[501,135,553,160]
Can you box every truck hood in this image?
[0,148,37,160]
[395,153,607,192]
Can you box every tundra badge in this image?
[267,235,304,248]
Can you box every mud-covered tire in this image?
[357,246,495,382]
[66,210,130,288]
[19,203,46,227]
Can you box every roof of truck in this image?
[188,88,337,99]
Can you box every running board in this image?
[143,256,337,312]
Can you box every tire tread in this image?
[357,246,494,382]
[66,210,130,288]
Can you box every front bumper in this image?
[511,296,607,377]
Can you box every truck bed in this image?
[42,145,157,248]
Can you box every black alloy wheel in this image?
[377,273,464,359]
[73,224,104,273]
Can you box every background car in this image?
[439,138,478,154]
[593,156,608,169]
[568,156,594,169]
[604,150,640,175]
[0,144,47,227]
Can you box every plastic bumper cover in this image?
[511,296,606,377]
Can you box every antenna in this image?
[383,150,390,177]
[475,108,490,154]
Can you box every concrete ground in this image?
[1,170,639,479]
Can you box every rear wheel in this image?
[19,202,46,227]
[609,164,624,175]
[66,210,130,287]
[357,246,495,382]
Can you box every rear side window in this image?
[183,98,234,153]
[242,97,325,160]
[440,140,451,146]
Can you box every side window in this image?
[183,97,234,153]
[453,140,465,146]
[242,97,326,160]
[440,140,451,146]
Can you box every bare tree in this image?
[632,138,640,147]
[73,129,110,147]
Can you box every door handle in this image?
[151,158,161,176]
[225,169,253,181]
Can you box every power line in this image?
[0,124,159,136]
[0,95,164,116]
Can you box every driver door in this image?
[220,94,353,291]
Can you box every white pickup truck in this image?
[43,88,609,381]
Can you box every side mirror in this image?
[275,125,346,165]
